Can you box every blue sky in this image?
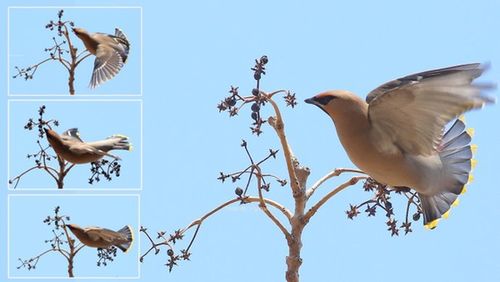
[2,0,500,282]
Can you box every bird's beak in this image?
[43,127,49,134]
[304,96,330,116]
[304,97,316,105]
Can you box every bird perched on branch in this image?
[44,128,132,164]
[305,63,495,229]
[67,224,134,252]
[72,27,130,88]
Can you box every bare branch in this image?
[140,195,292,269]
[266,98,300,195]
[306,168,366,199]
[304,176,368,223]
[255,167,292,241]
[12,9,90,95]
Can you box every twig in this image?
[12,9,91,95]
[306,168,365,199]
[266,97,299,195]
[255,166,292,241]
[140,196,292,265]
[304,176,369,223]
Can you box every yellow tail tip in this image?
[471,159,478,169]
[425,219,440,230]
[467,174,474,184]
[471,144,478,154]
[458,115,466,122]
[442,210,451,219]
[425,199,461,229]
[461,185,468,195]
[466,128,475,137]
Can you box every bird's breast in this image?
[345,140,443,192]
[338,129,425,188]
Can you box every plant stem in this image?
[57,156,66,189]
[266,95,308,282]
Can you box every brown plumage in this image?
[44,128,131,164]
[306,63,494,228]
[67,224,134,252]
[73,27,130,88]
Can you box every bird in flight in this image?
[305,63,494,229]
[67,224,134,252]
[73,27,130,88]
[44,128,132,164]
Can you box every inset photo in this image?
[8,6,142,96]
[8,100,142,190]
[8,194,140,279]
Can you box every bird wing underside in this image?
[90,45,124,88]
[366,63,493,156]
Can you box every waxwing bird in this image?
[305,63,495,229]
[67,224,134,252]
[72,27,130,88]
[44,128,132,164]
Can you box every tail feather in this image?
[441,131,471,152]
[441,118,466,144]
[422,119,475,229]
[446,159,471,176]
[113,28,129,63]
[440,145,472,160]
[115,225,134,253]
[114,28,128,41]
[108,135,133,151]
[87,135,132,152]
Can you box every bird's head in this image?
[72,27,87,37]
[66,224,81,231]
[305,90,366,121]
[44,128,59,142]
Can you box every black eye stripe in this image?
[315,95,336,105]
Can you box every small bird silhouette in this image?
[67,224,134,252]
[44,128,132,164]
[72,27,130,88]
[305,63,494,229]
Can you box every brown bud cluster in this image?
[347,178,422,236]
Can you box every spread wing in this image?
[90,44,124,88]
[61,128,84,143]
[366,63,494,155]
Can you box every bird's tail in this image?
[115,225,134,253]
[115,28,129,43]
[88,135,133,152]
[114,28,130,62]
[108,134,133,151]
[419,118,475,229]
